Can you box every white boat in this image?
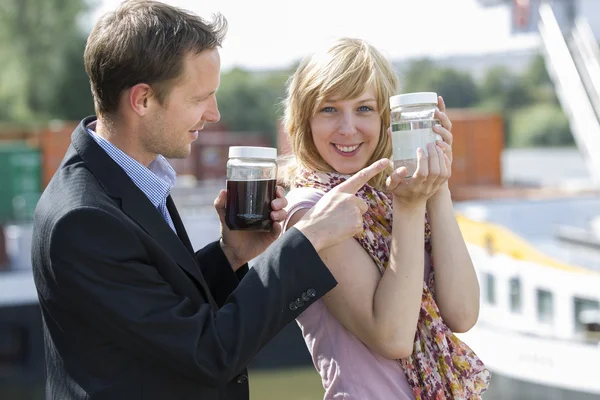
[454,194,600,399]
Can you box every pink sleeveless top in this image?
[284,188,431,400]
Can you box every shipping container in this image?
[168,130,272,181]
[446,109,504,190]
[0,124,38,146]
[39,121,78,188]
[37,120,267,185]
[0,144,41,224]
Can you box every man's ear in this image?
[128,83,153,116]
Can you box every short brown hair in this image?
[84,0,227,116]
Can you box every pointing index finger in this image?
[334,159,390,194]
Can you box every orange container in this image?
[446,109,504,190]
[39,122,78,188]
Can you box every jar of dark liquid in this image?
[225,146,278,231]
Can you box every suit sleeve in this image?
[194,241,249,308]
[47,207,335,386]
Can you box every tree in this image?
[476,53,570,147]
[216,67,290,144]
[523,54,552,88]
[521,54,557,104]
[0,0,97,123]
[401,59,479,108]
[50,34,96,120]
[480,66,533,111]
[510,103,574,147]
[400,59,438,93]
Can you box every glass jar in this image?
[225,146,278,231]
[389,92,442,177]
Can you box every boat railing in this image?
[538,3,600,184]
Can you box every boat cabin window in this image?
[574,297,600,333]
[536,289,554,324]
[485,273,496,305]
[509,277,522,313]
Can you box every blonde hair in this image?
[280,38,399,189]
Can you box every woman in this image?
[279,38,490,399]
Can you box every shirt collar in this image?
[86,123,177,208]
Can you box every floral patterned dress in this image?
[294,169,491,399]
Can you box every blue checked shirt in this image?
[87,125,177,232]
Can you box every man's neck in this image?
[94,116,156,167]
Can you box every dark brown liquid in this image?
[225,179,276,231]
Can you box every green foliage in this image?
[49,34,95,120]
[249,367,323,400]
[501,54,570,147]
[480,66,532,110]
[510,103,574,147]
[217,68,290,144]
[523,54,552,87]
[399,53,574,147]
[402,59,479,107]
[0,0,97,123]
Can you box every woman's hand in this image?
[386,140,450,209]
[433,95,453,180]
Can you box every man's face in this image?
[141,49,221,160]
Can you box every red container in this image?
[185,131,272,181]
[446,109,504,190]
[39,121,78,188]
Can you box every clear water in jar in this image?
[390,119,441,177]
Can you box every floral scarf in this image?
[294,168,491,400]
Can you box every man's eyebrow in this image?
[192,90,217,100]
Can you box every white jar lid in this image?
[390,92,438,108]
[228,146,277,160]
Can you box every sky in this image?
[91,0,540,71]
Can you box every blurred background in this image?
[1,0,599,399]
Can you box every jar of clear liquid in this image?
[389,92,442,177]
[225,146,278,231]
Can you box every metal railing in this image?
[570,17,600,124]
[538,3,600,183]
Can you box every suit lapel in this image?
[71,117,218,311]
[120,195,217,310]
[167,196,195,255]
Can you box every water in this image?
[455,195,600,271]
[391,119,441,177]
[393,158,418,177]
[501,147,592,187]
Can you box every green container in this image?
[0,143,41,223]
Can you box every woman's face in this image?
[309,86,382,175]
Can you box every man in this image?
[31,1,389,399]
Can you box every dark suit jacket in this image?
[31,116,336,400]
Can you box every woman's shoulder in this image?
[285,187,326,209]
[282,187,326,233]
